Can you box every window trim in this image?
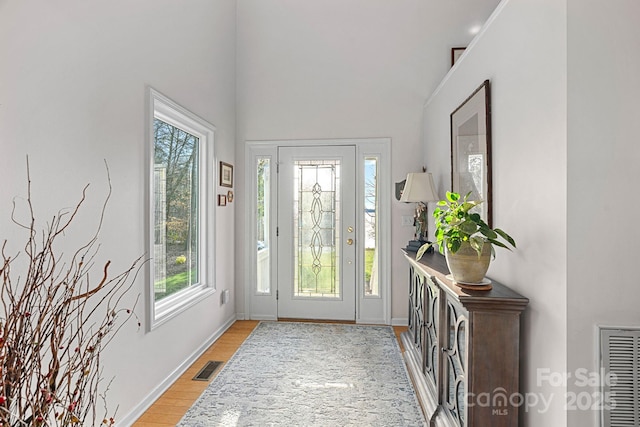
[147,87,216,330]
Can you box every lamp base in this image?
[405,239,434,253]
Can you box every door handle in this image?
[347,238,354,245]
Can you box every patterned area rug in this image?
[178,322,426,426]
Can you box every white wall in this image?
[567,1,640,426]
[423,0,568,425]
[0,0,237,424]
[235,0,502,322]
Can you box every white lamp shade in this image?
[399,172,439,203]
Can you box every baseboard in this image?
[391,317,408,327]
[118,313,237,426]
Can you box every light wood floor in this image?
[132,320,407,426]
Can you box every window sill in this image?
[151,286,216,330]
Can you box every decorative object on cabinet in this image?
[227,190,234,203]
[218,194,227,206]
[400,172,439,253]
[401,249,528,427]
[416,191,515,285]
[451,47,466,66]
[219,161,233,187]
[451,80,492,226]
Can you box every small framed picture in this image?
[218,194,227,206]
[220,162,233,188]
[451,47,466,67]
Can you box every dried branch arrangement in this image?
[0,162,144,426]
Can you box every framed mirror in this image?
[450,79,492,226]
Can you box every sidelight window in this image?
[364,157,379,297]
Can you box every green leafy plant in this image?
[416,191,516,261]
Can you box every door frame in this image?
[244,138,391,324]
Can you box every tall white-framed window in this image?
[148,88,216,329]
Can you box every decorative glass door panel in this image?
[278,146,356,320]
[294,160,340,298]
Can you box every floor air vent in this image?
[193,361,223,381]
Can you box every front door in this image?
[277,145,356,320]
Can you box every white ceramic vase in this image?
[445,241,491,284]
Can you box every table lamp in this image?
[400,172,439,252]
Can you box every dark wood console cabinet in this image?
[401,250,528,427]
